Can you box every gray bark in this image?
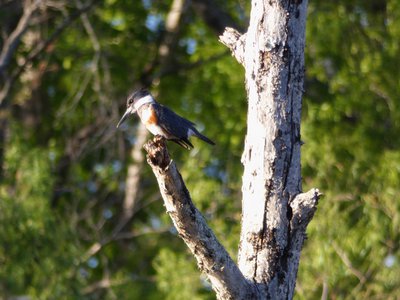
[143,138,257,300]
[144,0,320,299]
[221,0,320,298]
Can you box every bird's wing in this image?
[155,104,195,139]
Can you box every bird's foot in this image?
[154,135,166,144]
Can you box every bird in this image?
[117,89,215,150]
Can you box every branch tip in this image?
[219,27,246,66]
[143,136,171,170]
[290,188,321,227]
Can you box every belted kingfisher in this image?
[117,89,215,149]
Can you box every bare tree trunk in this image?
[143,0,320,299]
[219,1,321,297]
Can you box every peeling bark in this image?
[219,28,246,66]
[220,0,319,298]
[144,0,320,299]
[143,137,257,300]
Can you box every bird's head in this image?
[116,89,155,128]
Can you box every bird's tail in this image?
[192,128,215,145]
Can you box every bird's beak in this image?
[116,106,136,128]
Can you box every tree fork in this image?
[144,0,320,298]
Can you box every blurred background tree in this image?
[0,0,398,299]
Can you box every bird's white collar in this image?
[134,95,155,110]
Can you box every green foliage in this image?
[0,131,82,298]
[154,249,213,300]
[1,0,399,299]
[297,0,400,298]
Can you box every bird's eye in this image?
[128,98,133,105]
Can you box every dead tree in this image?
[143,0,320,299]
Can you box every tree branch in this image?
[12,0,97,79]
[116,0,189,239]
[218,27,246,66]
[143,137,256,300]
[290,188,321,229]
[83,0,190,260]
[284,188,321,299]
[0,0,98,107]
[332,242,367,284]
[82,275,132,294]
[0,0,41,74]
